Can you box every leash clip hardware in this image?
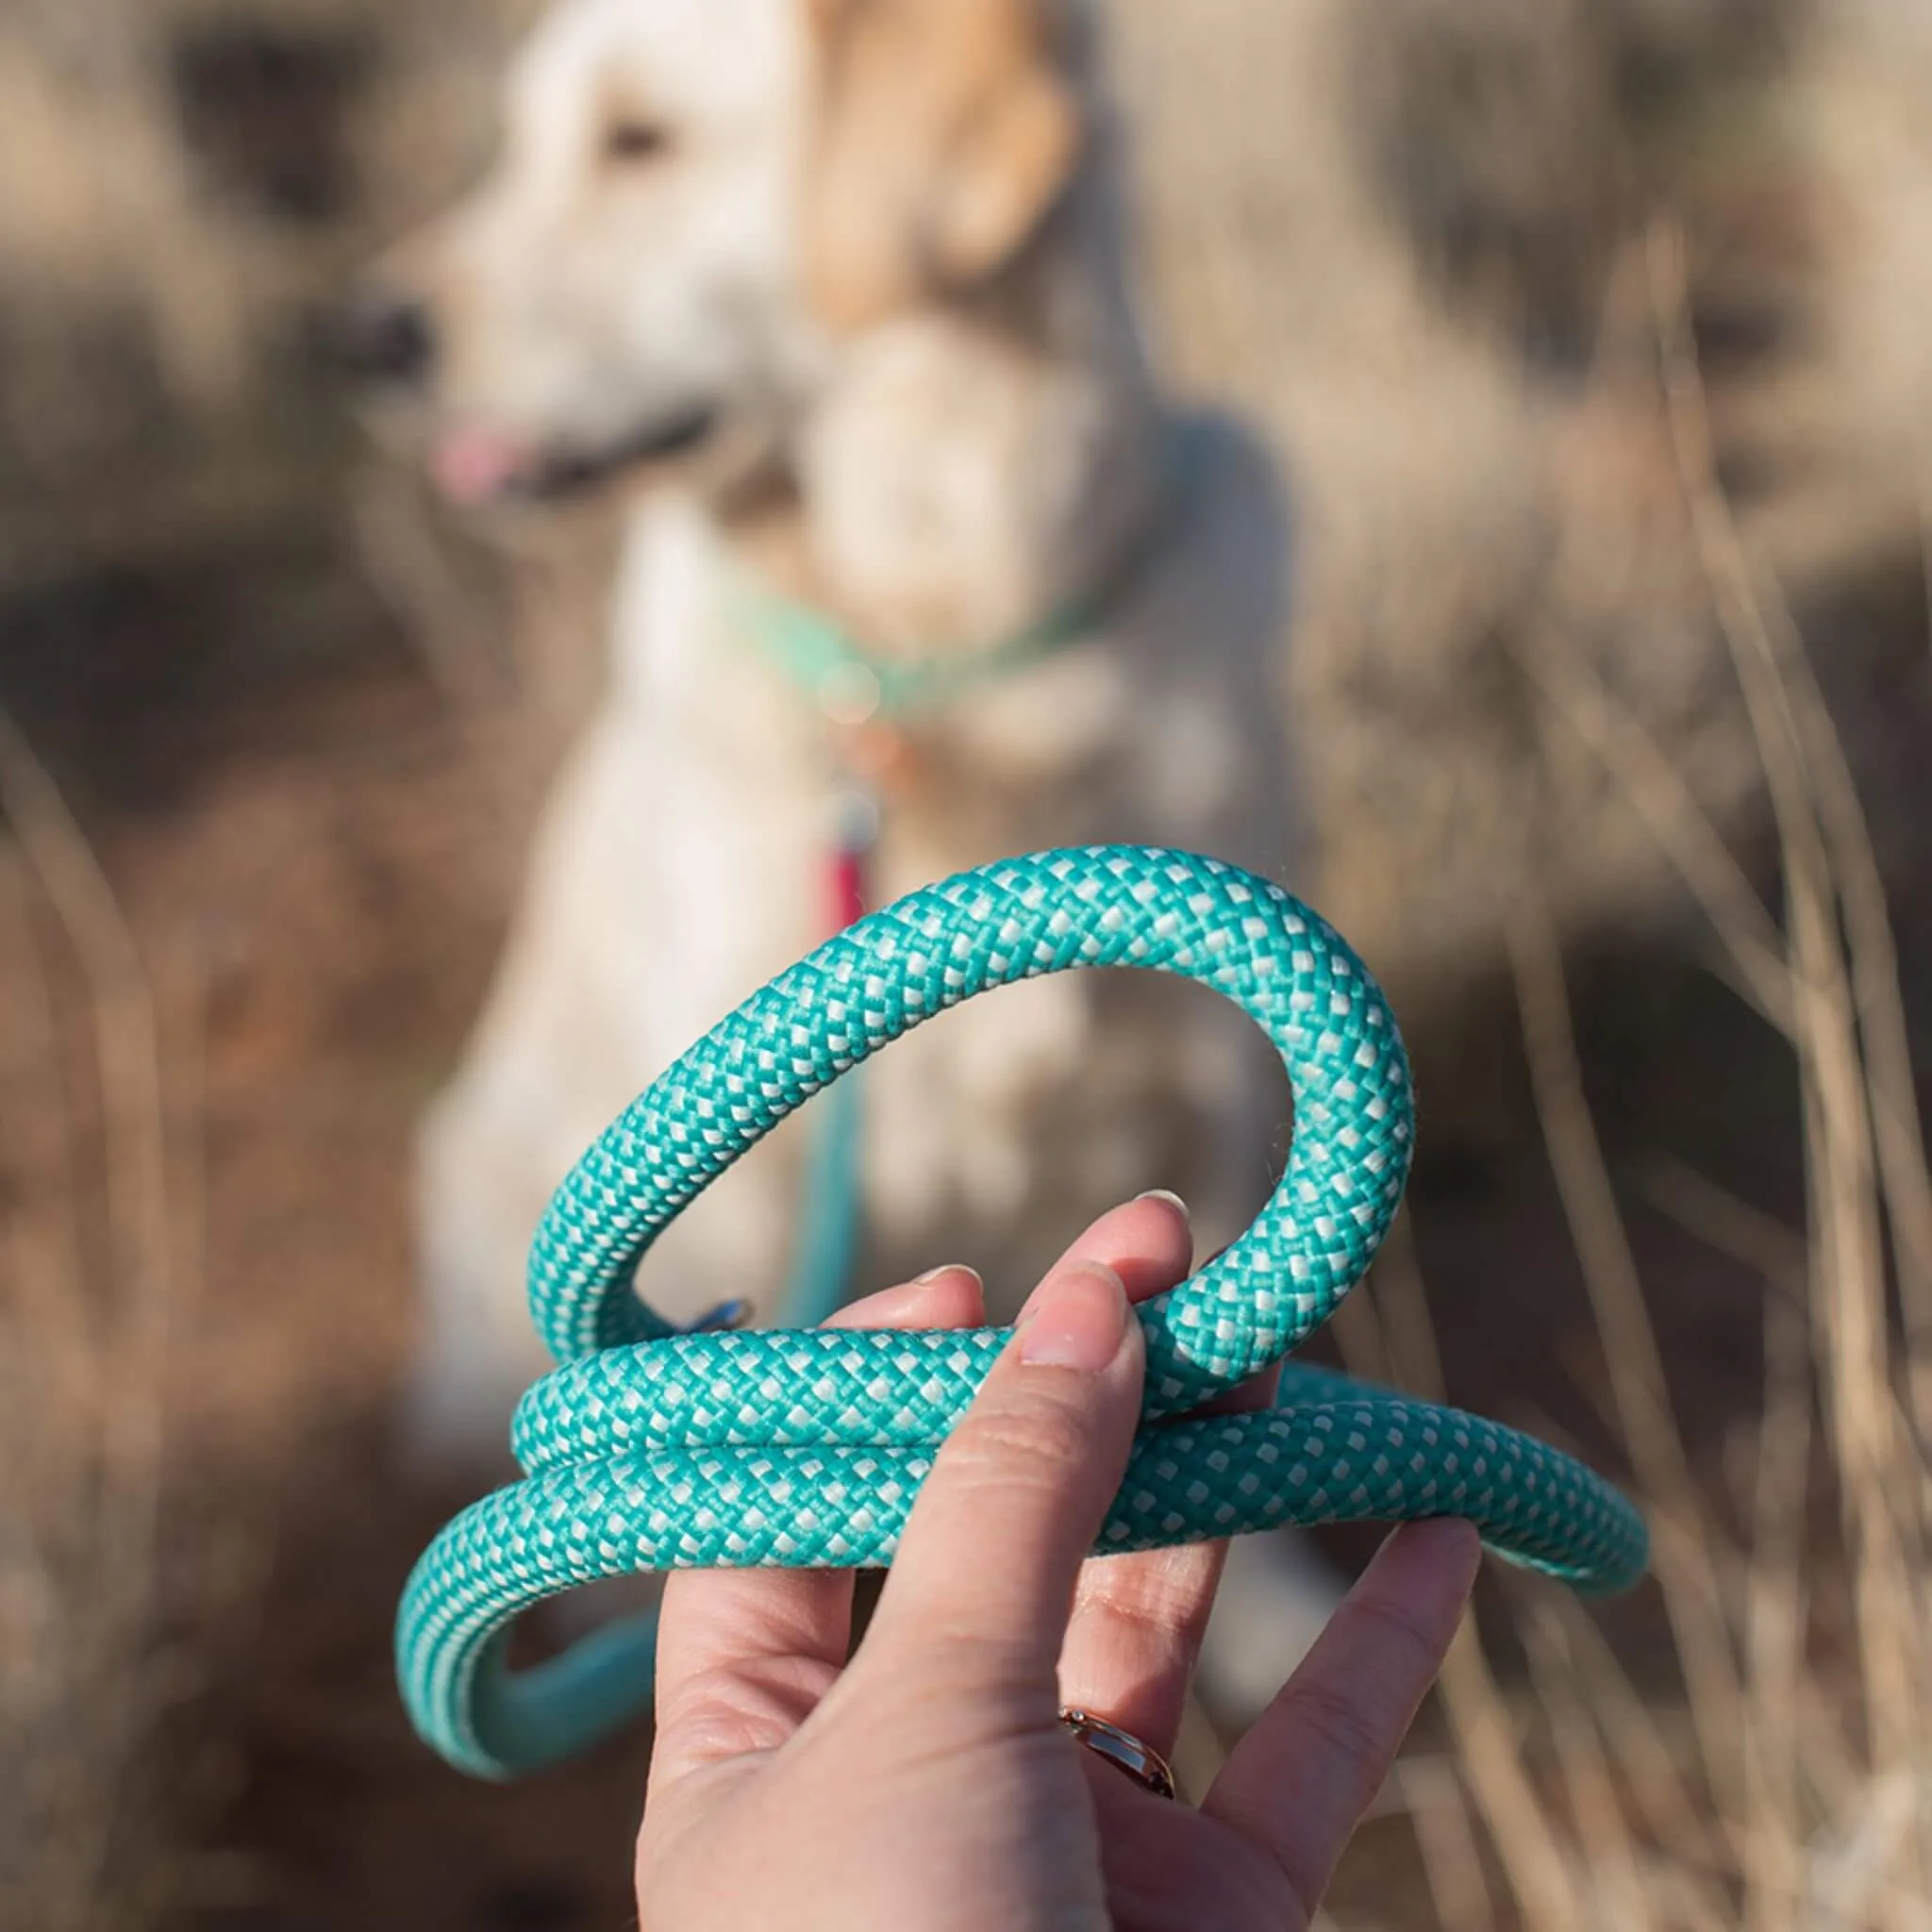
[682,1298,752,1335]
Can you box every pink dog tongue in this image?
[430,428,534,506]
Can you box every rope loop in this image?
[398,847,1648,1777]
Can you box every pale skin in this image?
[635,1193,1482,1929]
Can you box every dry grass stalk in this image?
[1650,219,1926,1880]
[1652,213,1927,1409]
[1507,886,1752,1836]
[0,708,174,1594]
[1513,642,1793,1035]
[1637,1158,1807,1303]
[1395,1755,1498,1932]
[1920,433,1932,668]
[1539,1593,1718,1875]
[1434,1620,1591,1931]
[0,707,203,1930]
[1516,1593,1648,1924]
[1396,857,1927,1926]
[1740,1286,1812,1932]
[1337,1227,1591,1930]
[1360,212,1932,1932]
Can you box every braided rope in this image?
[398,847,1648,1778]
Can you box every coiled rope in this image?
[398,847,1648,1778]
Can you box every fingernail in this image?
[1017,1262,1128,1372]
[914,1263,980,1288]
[1134,1189,1191,1224]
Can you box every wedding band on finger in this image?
[1058,1707,1177,1802]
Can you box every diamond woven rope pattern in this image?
[396,846,1648,1778]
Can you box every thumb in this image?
[861,1257,1145,1706]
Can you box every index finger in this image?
[647,1265,987,1806]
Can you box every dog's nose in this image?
[334,286,436,387]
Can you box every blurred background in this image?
[2,0,1929,1925]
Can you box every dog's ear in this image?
[803,0,1081,330]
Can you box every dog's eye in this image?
[602,119,674,165]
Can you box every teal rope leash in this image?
[398,847,1648,1778]
[468,782,878,1730]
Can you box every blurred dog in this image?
[350,0,1327,1696]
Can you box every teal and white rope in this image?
[398,846,1648,1778]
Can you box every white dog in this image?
[350,0,1333,1705]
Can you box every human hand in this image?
[634,1194,1481,1930]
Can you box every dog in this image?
[347,0,1334,1707]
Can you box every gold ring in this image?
[1058,1707,1177,1801]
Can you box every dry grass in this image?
[0,710,233,1931]
[1323,221,1932,1931]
